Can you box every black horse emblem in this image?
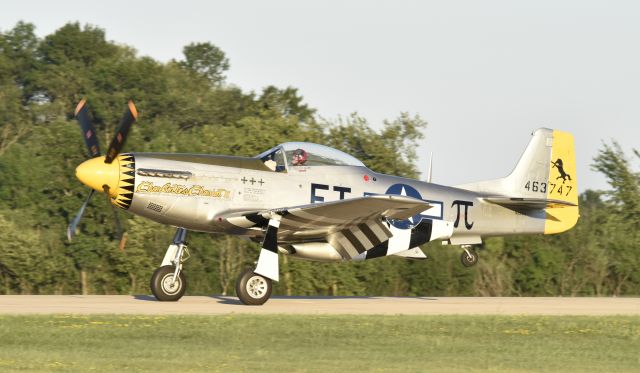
[551,159,572,183]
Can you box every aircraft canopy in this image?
[256,142,365,171]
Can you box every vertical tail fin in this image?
[457,128,579,234]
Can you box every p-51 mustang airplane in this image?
[68,100,579,305]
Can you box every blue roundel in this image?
[385,183,424,229]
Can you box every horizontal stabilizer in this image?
[483,197,577,209]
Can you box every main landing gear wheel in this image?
[235,269,272,305]
[150,265,187,301]
[460,247,479,267]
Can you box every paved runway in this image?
[0,295,639,315]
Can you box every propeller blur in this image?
[67,100,137,245]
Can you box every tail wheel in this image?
[460,249,479,267]
[235,269,272,305]
[150,265,187,301]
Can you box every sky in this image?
[2,0,639,192]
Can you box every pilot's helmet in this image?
[292,148,308,165]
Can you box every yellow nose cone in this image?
[75,156,120,197]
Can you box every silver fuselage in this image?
[125,153,545,244]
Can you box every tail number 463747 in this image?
[524,181,572,196]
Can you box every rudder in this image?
[544,130,579,234]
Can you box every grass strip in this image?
[0,315,638,372]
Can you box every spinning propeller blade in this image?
[67,189,95,242]
[104,100,138,164]
[69,99,138,245]
[74,99,101,158]
[103,185,124,241]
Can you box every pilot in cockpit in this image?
[292,148,308,166]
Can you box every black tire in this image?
[235,269,272,305]
[460,249,479,267]
[150,265,187,301]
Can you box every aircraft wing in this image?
[483,197,577,209]
[224,195,431,259]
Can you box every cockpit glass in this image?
[256,147,287,172]
[282,142,365,167]
[256,142,365,171]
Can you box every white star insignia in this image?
[400,187,415,225]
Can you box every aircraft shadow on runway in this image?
[132,294,437,305]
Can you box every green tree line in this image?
[0,22,638,296]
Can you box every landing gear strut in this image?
[235,215,281,305]
[460,245,479,267]
[150,227,189,301]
